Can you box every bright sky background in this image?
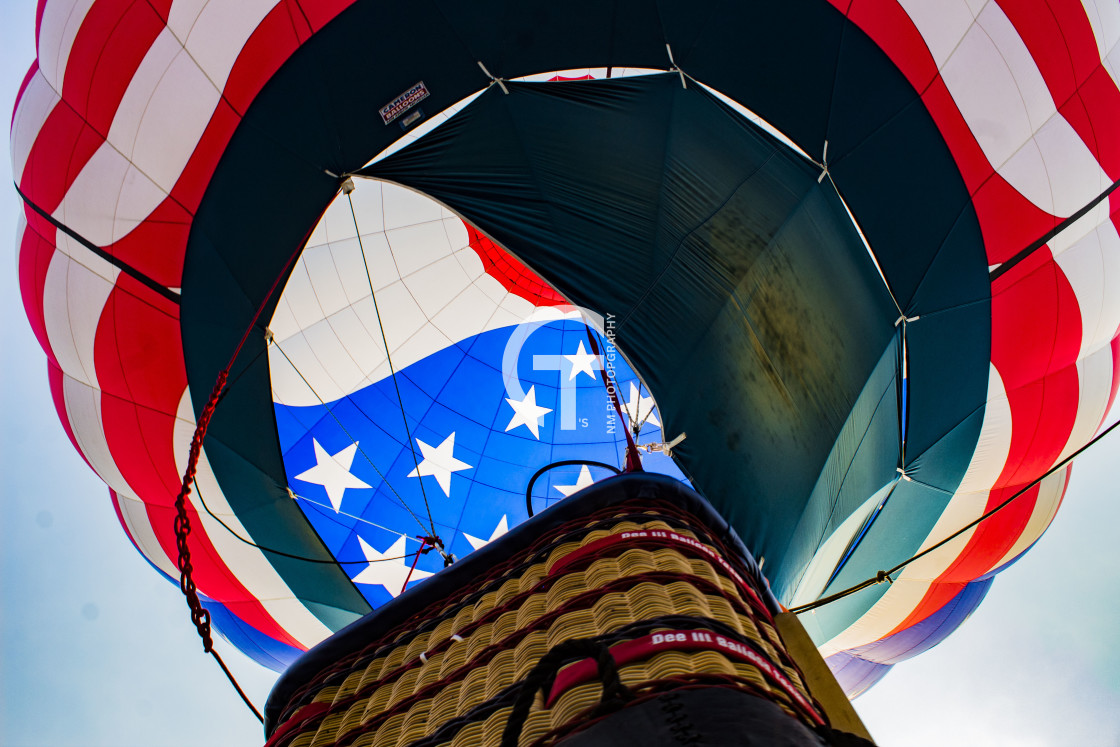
[1,1,1119,745]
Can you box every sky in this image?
[1,2,1119,745]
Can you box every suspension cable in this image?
[344,182,443,556]
[791,415,1120,614]
[194,482,413,564]
[271,338,434,537]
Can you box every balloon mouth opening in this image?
[263,69,889,608]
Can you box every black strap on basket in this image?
[500,638,633,747]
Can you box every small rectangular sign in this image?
[380,81,430,125]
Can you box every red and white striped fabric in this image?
[816,0,1120,671]
[12,0,374,652]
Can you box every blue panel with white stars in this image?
[274,318,688,606]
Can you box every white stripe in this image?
[908,0,1110,216]
[176,0,280,92]
[9,69,60,185]
[60,373,134,499]
[999,112,1110,217]
[106,28,222,195]
[956,364,1013,496]
[898,0,985,71]
[1052,212,1120,359]
[173,388,335,647]
[1057,346,1116,465]
[114,491,181,578]
[166,0,212,43]
[36,0,98,90]
[54,141,167,247]
[1107,32,1120,100]
[816,576,932,658]
[1082,0,1120,76]
[42,249,118,386]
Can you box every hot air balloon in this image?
[10,0,1120,743]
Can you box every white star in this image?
[352,535,433,597]
[621,382,660,429]
[463,515,510,551]
[294,439,371,512]
[554,465,596,497]
[564,340,600,380]
[504,386,552,439]
[407,432,473,497]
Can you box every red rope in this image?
[173,369,229,652]
[168,198,335,725]
[173,210,311,641]
[401,536,431,595]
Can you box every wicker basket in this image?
[264,475,829,747]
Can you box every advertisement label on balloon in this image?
[380,81,430,124]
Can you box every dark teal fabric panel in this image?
[802,478,952,644]
[364,76,899,577]
[772,336,902,602]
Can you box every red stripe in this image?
[17,218,59,366]
[94,276,302,647]
[991,249,1082,392]
[1080,67,1120,180]
[466,224,568,307]
[544,629,823,724]
[62,0,164,135]
[846,0,938,93]
[102,196,192,287]
[18,98,102,211]
[971,173,1061,266]
[223,1,312,116]
[48,361,89,469]
[34,0,47,47]
[295,0,358,34]
[997,0,1120,179]
[146,0,171,25]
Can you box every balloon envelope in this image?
[11,0,1120,694]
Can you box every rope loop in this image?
[500,637,632,747]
